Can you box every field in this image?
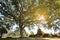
[0,37,60,40]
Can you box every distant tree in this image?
[36,28,43,37]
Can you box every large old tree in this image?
[0,0,60,39]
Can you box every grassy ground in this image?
[44,38,60,40]
[0,37,60,40]
[30,38,60,40]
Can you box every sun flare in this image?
[38,15,45,20]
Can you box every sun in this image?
[38,15,45,20]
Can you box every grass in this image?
[0,37,60,40]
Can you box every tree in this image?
[0,0,60,38]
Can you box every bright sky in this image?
[11,23,19,31]
[24,24,38,35]
[24,25,59,35]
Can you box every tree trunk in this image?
[18,17,24,38]
[19,20,24,40]
[13,0,24,39]
[19,25,24,37]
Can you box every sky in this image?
[24,24,60,35]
